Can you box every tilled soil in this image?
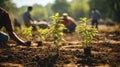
[0,25,120,67]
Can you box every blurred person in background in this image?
[90,8,101,29]
[0,7,25,46]
[23,6,33,27]
[14,18,21,28]
[60,13,77,33]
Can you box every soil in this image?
[0,25,120,67]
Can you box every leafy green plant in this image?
[0,27,7,33]
[50,13,65,52]
[22,26,33,46]
[77,17,98,56]
[36,26,50,41]
[115,23,120,32]
[77,17,98,47]
[14,26,21,31]
[22,26,33,41]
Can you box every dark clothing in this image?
[0,32,9,44]
[0,7,25,45]
[14,19,21,28]
[0,8,13,32]
[91,9,100,29]
[116,8,120,23]
[67,24,76,33]
[92,19,98,29]
[23,10,33,27]
[60,16,77,33]
[0,8,11,44]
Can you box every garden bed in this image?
[0,25,120,67]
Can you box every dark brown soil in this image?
[0,25,120,67]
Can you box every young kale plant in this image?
[77,17,98,56]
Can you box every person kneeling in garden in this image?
[60,13,77,33]
[0,7,25,45]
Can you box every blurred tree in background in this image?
[89,0,111,19]
[69,0,89,19]
[89,0,120,23]
[31,4,48,20]
[51,0,70,16]
[16,4,48,23]
[0,0,18,14]
[45,3,54,21]
[106,0,120,23]
[1,0,120,23]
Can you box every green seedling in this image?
[77,17,98,47]
[36,26,50,44]
[115,23,120,32]
[22,26,33,46]
[0,27,7,33]
[50,13,65,53]
[14,26,21,31]
[22,26,32,38]
[77,17,98,56]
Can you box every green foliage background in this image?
[1,0,120,23]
